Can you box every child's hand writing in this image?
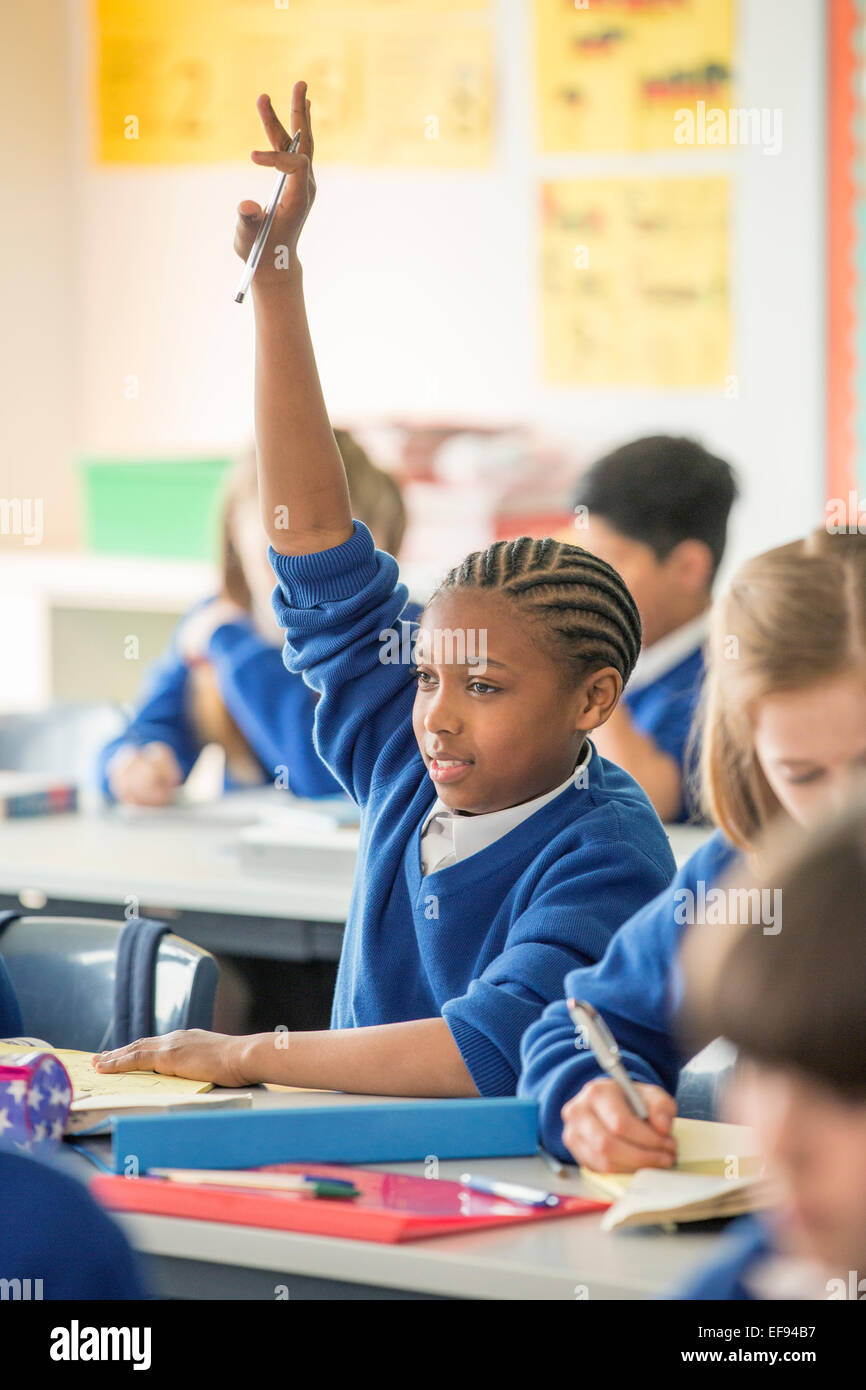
[561,1078,678,1172]
[234,82,316,288]
[93,1029,256,1089]
[107,742,183,807]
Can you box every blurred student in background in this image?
[673,797,866,1300]
[572,436,738,822]
[97,430,414,806]
[520,529,866,1170]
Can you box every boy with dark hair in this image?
[572,435,738,822]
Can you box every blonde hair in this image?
[220,429,407,609]
[696,528,866,849]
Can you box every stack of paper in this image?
[581,1118,778,1229]
[0,1040,249,1134]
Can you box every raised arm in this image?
[234,82,352,556]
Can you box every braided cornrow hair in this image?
[432,536,642,687]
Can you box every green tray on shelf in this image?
[80,456,234,559]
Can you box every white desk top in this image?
[69,1088,722,1301]
[0,805,357,922]
[0,803,712,925]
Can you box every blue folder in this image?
[110,1098,539,1173]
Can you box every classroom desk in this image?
[0,802,355,961]
[0,806,712,964]
[65,1088,723,1301]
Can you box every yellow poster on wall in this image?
[95,0,493,166]
[535,0,734,153]
[540,177,729,388]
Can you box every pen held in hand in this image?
[566,997,651,1122]
[235,130,302,303]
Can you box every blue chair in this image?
[0,914,218,1052]
[675,1037,739,1121]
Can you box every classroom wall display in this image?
[94,0,494,166]
[827,0,866,505]
[539,176,729,388]
[535,0,734,154]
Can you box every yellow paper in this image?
[95,0,494,166]
[535,0,734,154]
[539,175,729,387]
[581,1116,763,1200]
[0,1042,211,1103]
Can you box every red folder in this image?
[90,1162,607,1243]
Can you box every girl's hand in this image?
[561,1078,678,1172]
[176,597,249,664]
[107,742,183,807]
[93,1029,255,1089]
[234,81,316,286]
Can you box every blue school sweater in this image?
[96,601,368,801]
[518,829,738,1156]
[0,1151,148,1299]
[268,521,677,1096]
[667,1215,771,1299]
[623,644,705,823]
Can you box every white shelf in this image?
[0,551,217,710]
[0,551,218,611]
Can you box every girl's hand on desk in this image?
[561,1079,678,1172]
[93,1029,254,1089]
[234,81,316,286]
[107,742,183,807]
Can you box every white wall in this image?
[68,0,825,582]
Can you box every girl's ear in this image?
[577,666,623,730]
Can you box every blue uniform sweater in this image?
[0,1151,148,1299]
[268,521,677,1096]
[96,596,415,801]
[518,829,738,1155]
[667,1215,771,1299]
[623,644,705,823]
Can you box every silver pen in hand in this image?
[235,130,302,303]
[566,997,650,1121]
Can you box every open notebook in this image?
[580,1118,778,1230]
[0,1040,249,1134]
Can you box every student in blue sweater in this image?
[93,82,675,1098]
[0,972,148,1299]
[519,528,866,1168]
[97,431,414,805]
[0,1151,148,1300]
[571,436,738,822]
[671,798,866,1299]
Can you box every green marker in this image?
[149,1167,361,1198]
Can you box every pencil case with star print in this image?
[0,1050,72,1155]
